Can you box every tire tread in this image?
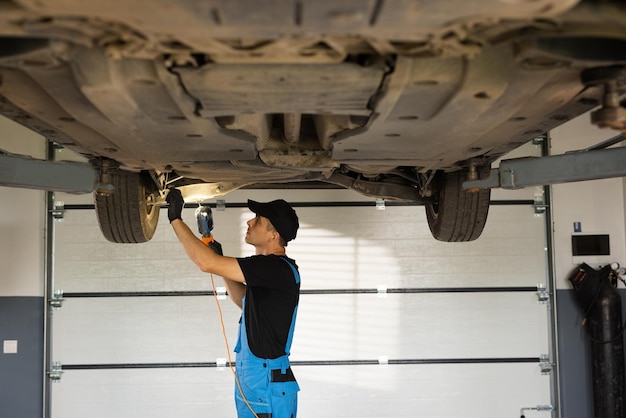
[426,171,490,242]
[94,171,159,243]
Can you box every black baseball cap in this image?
[247,199,299,243]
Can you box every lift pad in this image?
[0,151,97,193]
[464,145,626,190]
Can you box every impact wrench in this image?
[195,204,224,256]
[196,204,216,245]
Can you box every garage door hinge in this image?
[532,135,547,146]
[536,284,550,304]
[520,404,554,416]
[51,201,65,221]
[49,289,64,310]
[48,362,63,382]
[539,354,553,374]
[533,192,547,216]
[377,285,388,298]
[216,357,227,369]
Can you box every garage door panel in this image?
[296,206,541,240]
[54,205,545,293]
[52,297,241,364]
[53,293,547,364]
[294,293,547,361]
[298,364,550,417]
[51,364,550,418]
[54,260,206,293]
[292,206,546,289]
[393,256,546,288]
[54,212,211,291]
[381,235,542,257]
[51,368,234,418]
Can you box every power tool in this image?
[195,204,215,245]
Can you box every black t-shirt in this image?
[236,255,300,359]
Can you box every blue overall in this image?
[234,258,300,418]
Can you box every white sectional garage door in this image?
[49,178,554,418]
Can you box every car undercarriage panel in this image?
[0,0,624,192]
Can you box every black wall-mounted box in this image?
[571,234,610,256]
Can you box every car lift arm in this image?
[2,132,625,194]
[0,149,97,193]
[464,134,626,190]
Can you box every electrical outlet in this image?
[3,340,18,354]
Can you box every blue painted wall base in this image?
[0,297,44,417]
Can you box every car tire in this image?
[95,170,160,243]
[425,170,490,242]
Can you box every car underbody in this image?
[0,0,625,242]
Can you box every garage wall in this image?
[49,182,553,418]
[550,114,626,418]
[0,116,46,418]
[0,117,46,296]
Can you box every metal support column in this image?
[43,141,56,418]
[540,134,561,418]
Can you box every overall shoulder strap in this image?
[279,256,300,355]
[279,256,300,284]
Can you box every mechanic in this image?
[166,189,301,418]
